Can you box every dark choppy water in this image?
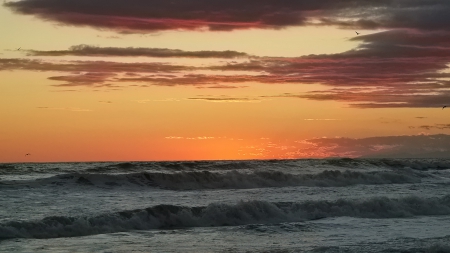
[1,158,450,252]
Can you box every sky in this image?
[1,0,450,162]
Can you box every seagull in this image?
[25,153,31,156]
[355,31,360,35]
[443,106,447,110]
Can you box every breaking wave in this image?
[2,195,450,239]
[323,158,450,171]
[1,169,423,190]
[2,159,449,176]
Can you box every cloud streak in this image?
[3,29,450,107]
[165,136,215,140]
[303,119,340,121]
[0,58,192,73]
[418,124,450,130]
[47,72,115,87]
[37,107,92,112]
[188,95,263,103]
[298,134,450,158]
[27,45,250,58]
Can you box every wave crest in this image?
[1,169,422,190]
[324,158,450,170]
[2,195,450,239]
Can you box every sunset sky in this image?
[1,0,450,162]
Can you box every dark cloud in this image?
[211,31,450,90]
[5,0,450,32]
[277,89,450,109]
[4,0,310,32]
[2,29,450,108]
[321,1,450,31]
[346,30,450,58]
[237,30,450,108]
[418,124,450,130]
[0,58,195,88]
[27,45,250,58]
[0,58,192,73]
[301,134,450,158]
[47,72,114,86]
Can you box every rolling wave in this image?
[323,158,450,170]
[2,195,450,239]
[1,169,422,190]
[1,159,449,176]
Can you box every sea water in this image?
[1,158,450,252]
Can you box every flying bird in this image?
[17,47,21,51]
[443,106,447,110]
[25,153,31,156]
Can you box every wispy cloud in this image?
[284,89,450,109]
[36,107,92,112]
[165,136,184,140]
[27,45,250,58]
[162,134,450,158]
[0,59,192,74]
[2,29,450,108]
[47,72,115,87]
[165,136,215,140]
[303,119,340,121]
[133,99,151,104]
[188,95,263,103]
[153,98,181,102]
[133,98,181,103]
[298,134,450,158]
[250,31,450,108]
[418,124,450,130]
[115,74,258,88]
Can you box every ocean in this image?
[1,158,450,252]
